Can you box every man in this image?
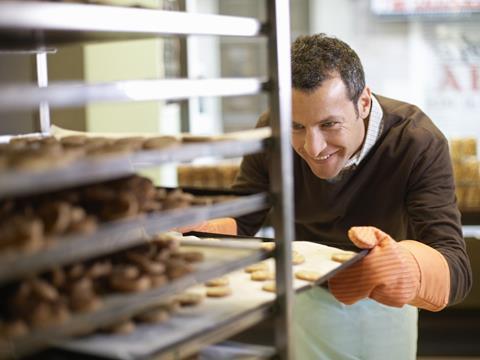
[184,34,472,359]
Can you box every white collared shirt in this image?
[344,94,384,169]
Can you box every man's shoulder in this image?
[375,94,447,146]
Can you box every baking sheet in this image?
[59,241,366,360]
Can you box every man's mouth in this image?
[313,151,336,161]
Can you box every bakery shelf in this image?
[0,192,270,286]
[0,136,267,199]
[0,240,272,359]
[56,241,367,360]
[0,78,266,112]
[0,2,263,49]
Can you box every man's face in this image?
[291,77,370,180]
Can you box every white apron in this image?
[294,286,418,360]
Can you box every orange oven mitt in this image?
[175,217,237,236]
[328,226,450,311]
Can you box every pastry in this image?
[262,282,276,293]
[295,270,321,282]
[331,252,356,263]
[135,307,170,324]
[245,262,269,273]
[250,270,275,281]
[292,251,305,265]
[205,277,229,287]
[176,292,203,307]
[206,286,232,298]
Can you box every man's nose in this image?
[304,129,327,158]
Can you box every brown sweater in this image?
[232,94,472,305]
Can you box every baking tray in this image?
[0,192,270,286]
[0,137,266,200]
[0,239,272,359]
[56,239,368,360]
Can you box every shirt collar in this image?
[344,94,384,169]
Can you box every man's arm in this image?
[329,122,472,311]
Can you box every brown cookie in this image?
[176,292,203,307]
[135,307,170,324]
[104,320,136,334]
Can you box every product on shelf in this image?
[449,137,480,210]
[177,162,240,189]
[0,134,181,173]
[0,175,236,256]
[205,286,232,298]
[295,270,321,282]
[205,277,229,287]
[0,232,205,341]
[262,282,276,293]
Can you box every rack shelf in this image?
[0,136,267,199]
[0,192,270,286]
[0,78,266,112]
[0,241,271,359]
[0,2,263,49]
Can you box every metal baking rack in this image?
[0,241,272,359]
[0,2,263,48]
[0,1,295,358]
[0,136,267,199]
[0,192,269,286]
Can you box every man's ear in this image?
[358,86,372,119]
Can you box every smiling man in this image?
[181,34,472,359]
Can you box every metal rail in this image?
[0,78,266,111]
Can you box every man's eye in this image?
[322,121,338,128]
[292,123,304,130]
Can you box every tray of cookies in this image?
[0,176,269,285]
[55,239,366,360]
[0,232,272,359]
[0,128,268,199]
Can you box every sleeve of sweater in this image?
[405,122,472,306]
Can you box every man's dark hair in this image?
[291,34,366,109]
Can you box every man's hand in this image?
[328,226,450,311]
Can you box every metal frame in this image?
[0,2,262,40]
[267,1,295,359]
[35,51,50,133]
[0,78,266,111]
[0,1,295,358]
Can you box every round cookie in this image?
[205,277,229,287]
[295,270,321,282]
[292,251,305,265]
[250,270,275,281]
[245,262,268,273]
[331,252,355,263]
[176,292,203,307]
[206,286,232,298]
[262,282,276,293]
[135,307,170,324]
